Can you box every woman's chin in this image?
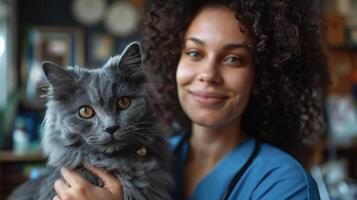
[189,110,241,129]
[191,117,226,129]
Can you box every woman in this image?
[53,0,330,199]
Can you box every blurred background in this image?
[0,0,356,199]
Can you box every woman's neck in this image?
[189,118,248,164]
[183,118,248,200]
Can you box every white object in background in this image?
[72,0,107,25]
[13,127,29,155]
[0,22,7,109]
[336,0,352,16]
[319,159,357,200]
[310,165,331,200]
[0,1,7,19]
[105,1,139,36]
[0,35,4,58]
[326,95,357,142]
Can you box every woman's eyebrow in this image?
[184,37,249,50]
[222,42,249,50]
[185,37,205,46]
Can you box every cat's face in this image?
[43,42,151,154]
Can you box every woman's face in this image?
[176,6,255,129]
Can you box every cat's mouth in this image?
[97,143,150,157]
[84,131,142,154]
[98,144,123,154]
[85,133,113,145]
[85,137,120,152]
[94,141,144,155]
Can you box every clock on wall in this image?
[72,0,107,25]
[104,1,139,36]
[72,0,140,36]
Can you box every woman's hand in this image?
[53,164,123,200]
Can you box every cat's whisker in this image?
[124,128,165,139]
[122,125,166,139]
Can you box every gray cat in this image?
[9,42,173,200]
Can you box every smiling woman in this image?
[176,6,255,129]
[144,0,330,162]
[143,0,330,199]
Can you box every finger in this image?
[52,195,61,200]
[60,167,89,187]
[53,179,69,199]
[83,163,122,189]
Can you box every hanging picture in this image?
[21,26,84,108]
[88,33,115,67]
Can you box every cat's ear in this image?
[119,42,142,69]
[42,61,75,87]
[42,61,77,100]
[105,42,146,82]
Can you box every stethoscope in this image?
[173,132,261,200]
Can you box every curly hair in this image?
[142,0,330,164]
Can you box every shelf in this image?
[328,45,357,51]
[0,151,45,162]
[0,151,46,199]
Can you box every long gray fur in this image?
[9,42,173,200]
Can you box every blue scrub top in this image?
[169,133,321,200]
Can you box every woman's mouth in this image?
[189,90,228,106]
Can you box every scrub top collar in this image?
[173,131,257,200]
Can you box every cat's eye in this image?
[117,97,131,110]
[78,106,95,119]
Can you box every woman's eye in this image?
[224,56,242,64]
[185,50,201,58]
[78,106,95,119]
[117,97,131,110]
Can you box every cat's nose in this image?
[104,126,120,135]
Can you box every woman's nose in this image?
[197,60,223,84]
